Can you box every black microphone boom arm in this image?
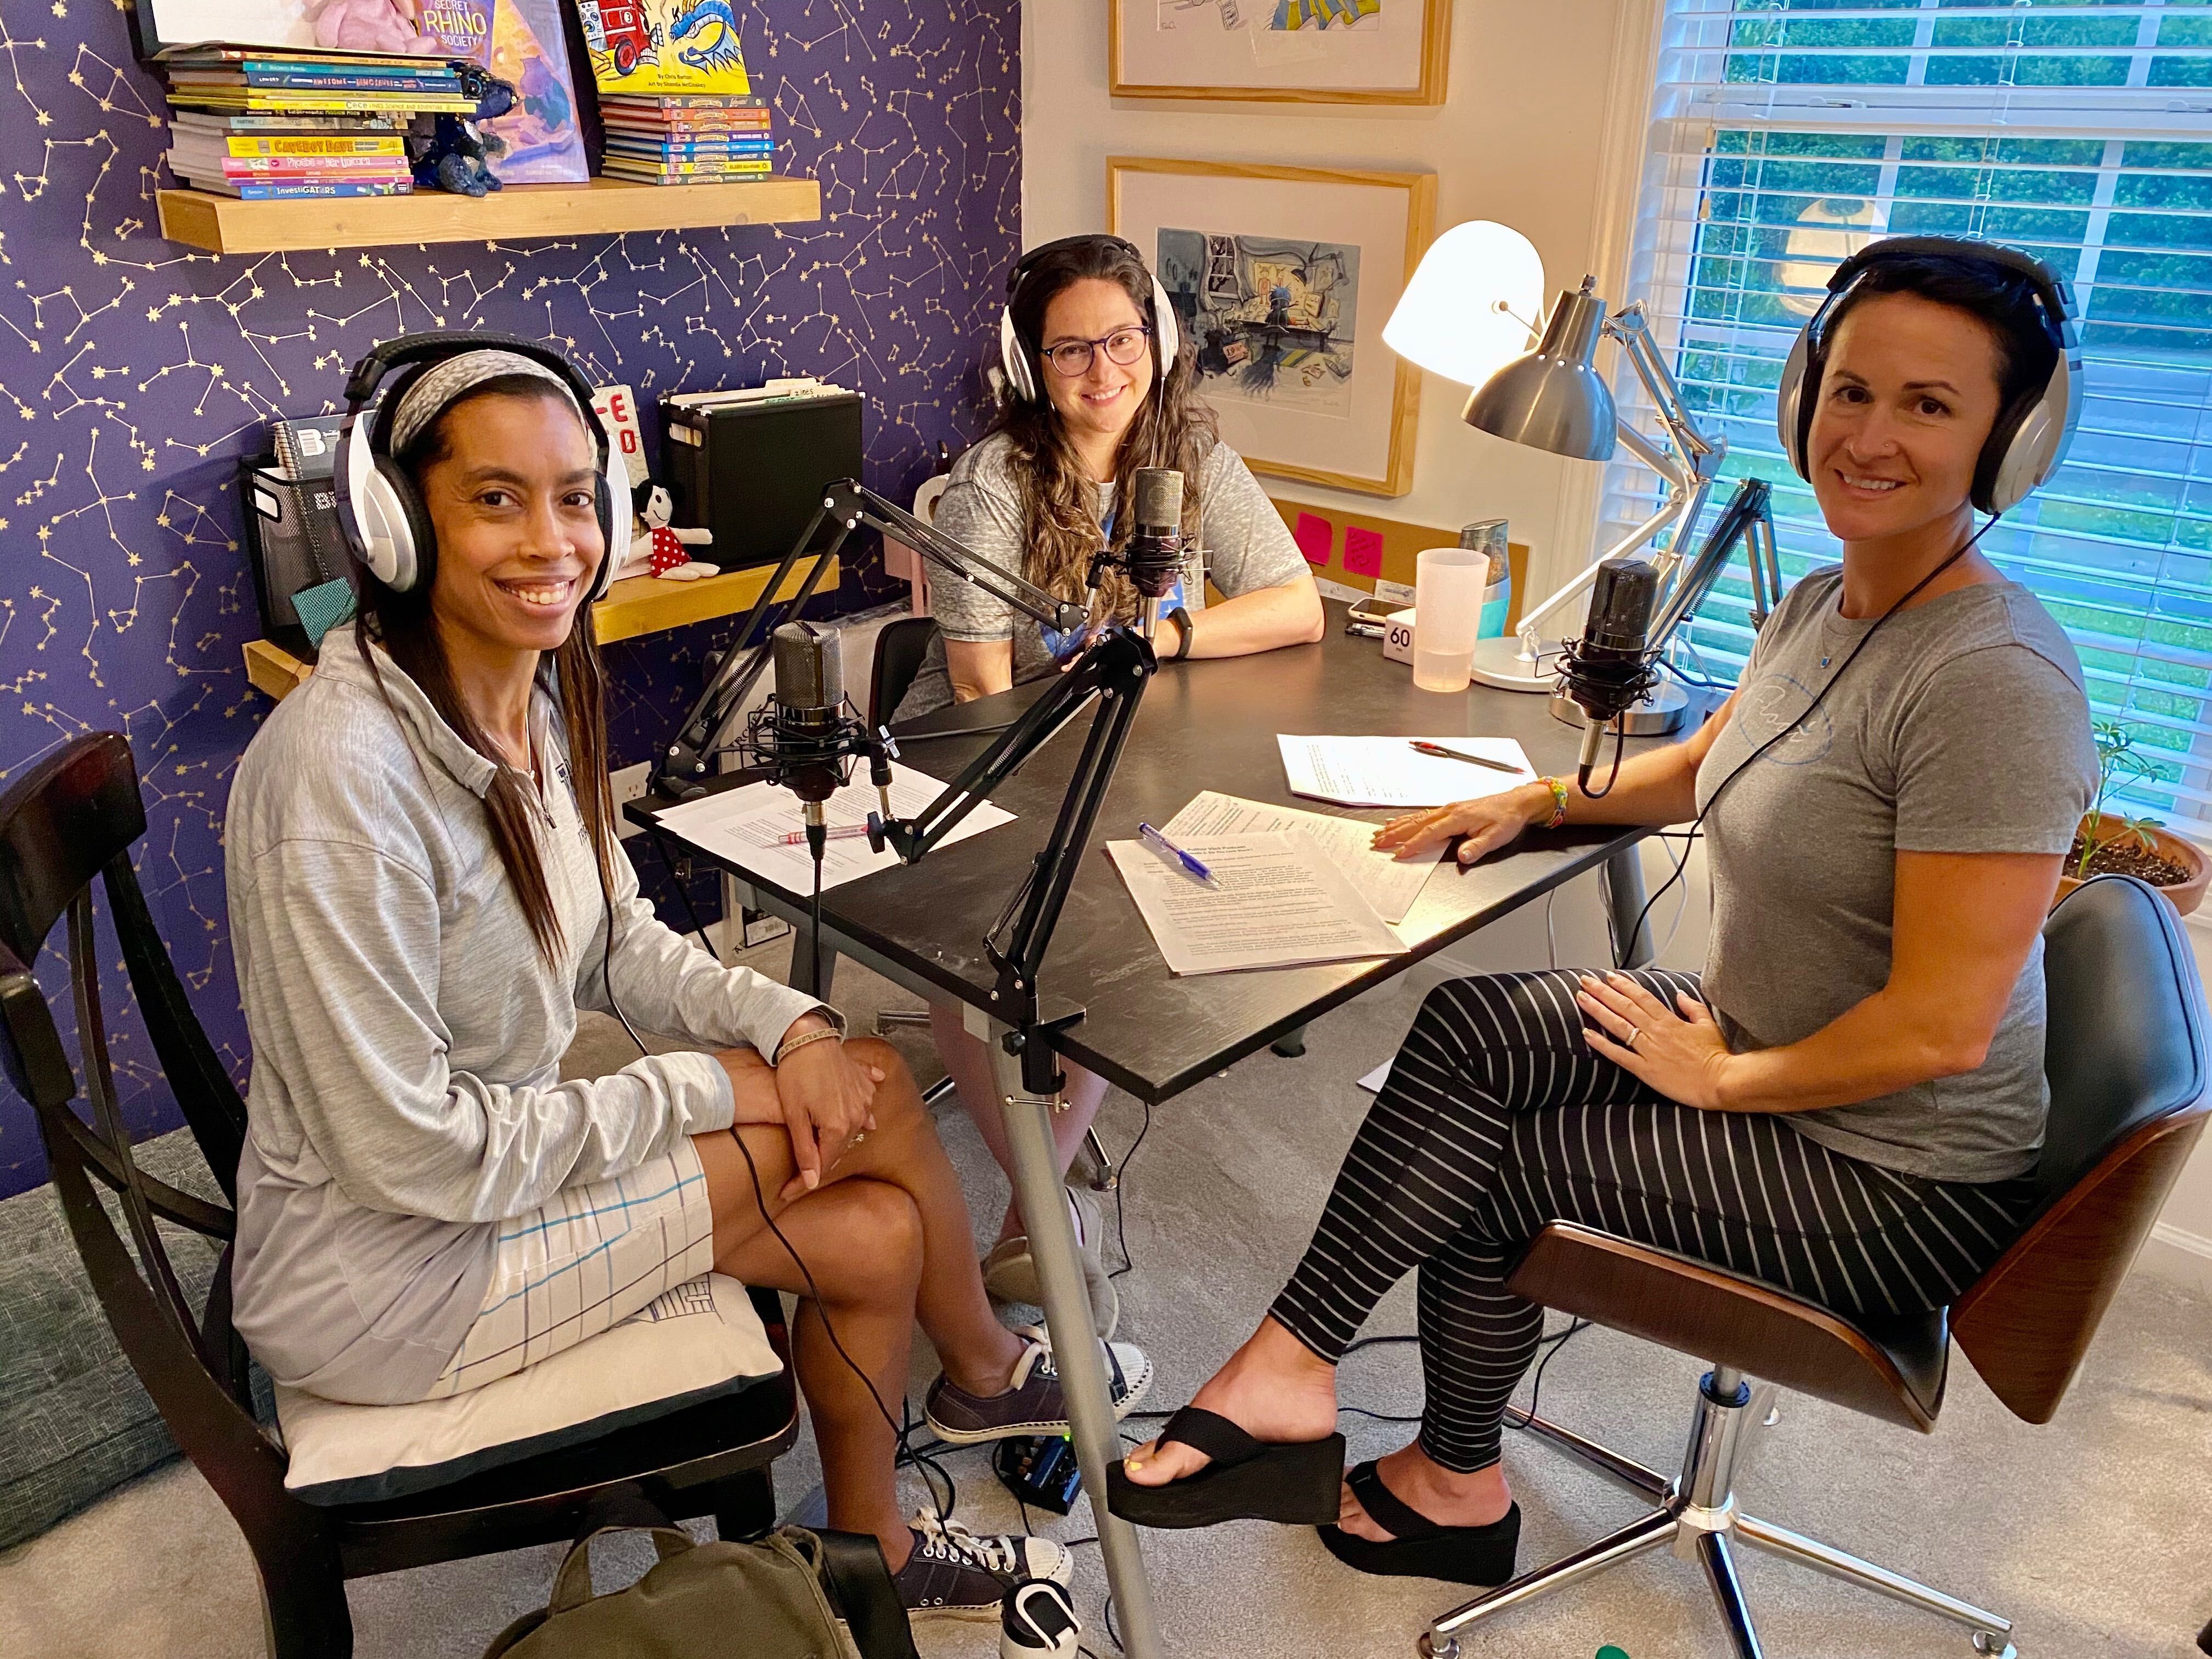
[655,477,1088,795]
[871,628,1153,1095]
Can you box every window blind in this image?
[1615,0,2212,828]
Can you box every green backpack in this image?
[484,1523,918,1659]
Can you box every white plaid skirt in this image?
[422,1138,719,1399]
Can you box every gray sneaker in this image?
[923,1327,1153,1445]
[980,1186,1121,1338]
[892,1513,1071,1622]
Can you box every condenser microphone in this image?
[769,622,848,853]
[1560,557,1660,792]
[1126,467,1186,603]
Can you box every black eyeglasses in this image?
[1041,325,1151,379]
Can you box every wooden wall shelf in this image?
[244,554,838,702]
[157,175,822,256]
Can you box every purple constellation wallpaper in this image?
[0,0,1021,1198]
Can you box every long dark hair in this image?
[351,376,618,968]
[995,236,1218,620]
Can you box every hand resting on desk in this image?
[1372,782,1555,867]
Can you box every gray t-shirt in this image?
[1695,567,2096,1184]
[893,432,1309,720]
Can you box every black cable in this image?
[1105,1098,1153,1282]
[645,822,720,957]
[1610,513,2002,971]
[1505,1318,1590,1432]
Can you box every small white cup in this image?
[1412,546,1489,693]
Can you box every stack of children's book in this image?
[157,46,471,199]
[577,0,772,185]
[597,94,773,185]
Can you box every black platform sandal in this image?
[1317,1461,1520,1587]
[1105,1406,1345,1528]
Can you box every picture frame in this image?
[1109,156,1435,498]
[124,1,319,61]
[1110,0,1451,106]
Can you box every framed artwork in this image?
[1110,157,1435,498]
[1110,0,1451,105]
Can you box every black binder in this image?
[660,391,865,571]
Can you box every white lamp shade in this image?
[1382,221,1547,388]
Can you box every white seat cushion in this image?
[273,1274,782,1507]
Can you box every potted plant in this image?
[2057,720,2209,916]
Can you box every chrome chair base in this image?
[1417,1367,2017,1659]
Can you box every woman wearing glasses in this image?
[894,234,1325,1335]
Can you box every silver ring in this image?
[1623,1026,1640,1049]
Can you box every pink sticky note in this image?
[1293,512,1333,567]
[1343,526,1383,577]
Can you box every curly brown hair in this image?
[993,236,1218,623]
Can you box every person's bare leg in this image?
[697,1126,923,1567]
[1121,1316,1338,1485]
[929,1003,1108,1244]
[1335,1446,1514,1539]
[699,1044,1026,1407]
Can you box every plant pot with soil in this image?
[2055,721,2209,916]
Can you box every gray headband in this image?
[385,348,589,457]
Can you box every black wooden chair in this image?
[0,732,801,1658]
[1419,874,2210,1659]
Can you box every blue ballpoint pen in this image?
[1137,822,1218,885]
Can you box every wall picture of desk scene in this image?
[1111,157,1433,496]
[1111,0,1451,103]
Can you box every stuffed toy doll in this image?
[612,483,718,583]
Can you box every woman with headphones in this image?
[1113,239,2100,1584]
[223,336,1151,1618]
[897,235,1326,1335]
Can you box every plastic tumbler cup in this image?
[1413,546,1490,693]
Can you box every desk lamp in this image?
[1386,227,1780,725]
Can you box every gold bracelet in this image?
[1539,775,1571,830]
[774,1024,843,1065]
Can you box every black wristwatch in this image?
[1167,606,1195,659]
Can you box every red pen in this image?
[778,825,872,845]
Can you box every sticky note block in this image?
[1342,526,1383,577]
[1293,511,1333,567]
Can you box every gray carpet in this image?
[4,932,2208,1659]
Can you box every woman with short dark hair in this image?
[1115,241,2097,1589]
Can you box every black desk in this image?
[635,601,1678,1656]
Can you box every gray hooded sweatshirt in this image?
[225,634,825,1404]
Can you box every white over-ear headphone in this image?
[997,234,1182,405]
[333,330,631,602]
[1775,235,2080,516]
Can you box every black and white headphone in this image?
[1776,234,2081,516]
[332,330,630,601]
[997,233,1182,404]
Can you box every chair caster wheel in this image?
[1415,1637,1459,1659]
[1971,1634,2016,1658]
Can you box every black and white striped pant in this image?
[1269,970,2035,1472]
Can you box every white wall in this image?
[1019,0,2210,1287]
[1019,0,1651,599]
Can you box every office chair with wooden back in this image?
[0,732,803,1658]
[1419,874,2210,1659]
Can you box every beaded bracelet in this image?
[774,1024,843,1065]
[1539,775,1571,830]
